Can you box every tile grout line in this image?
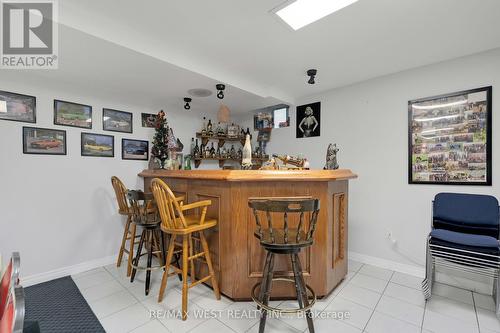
[361,270,395,333]
[471,291,481,333]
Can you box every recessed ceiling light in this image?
[274,0,359,31]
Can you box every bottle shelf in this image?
[195,133,246,147]
[193,156,269,168]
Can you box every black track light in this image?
[184,97,192,110]
[307,69,317,84]
[216,84,225,99]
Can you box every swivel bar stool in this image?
[248,197,320,333]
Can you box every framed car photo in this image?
[23,127,66,155]
[103,108,133,133]
[0,90,36,123]
[81,133,114,157]
[122,139,149,161]
[54,99,92,129]
[408,86,492,185]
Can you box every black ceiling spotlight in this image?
[183,97,192,110]
[307,69,317,84]
[216,84,226,99]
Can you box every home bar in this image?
[139,169,357,300]
[3,1,500,332]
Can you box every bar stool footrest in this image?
[251,277,316,314]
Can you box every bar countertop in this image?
[138,169,357,182]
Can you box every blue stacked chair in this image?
[423,193,500,316]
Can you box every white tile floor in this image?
[70,259,500,333]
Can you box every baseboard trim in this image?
[21,254,118,287]
[349,251,425,278]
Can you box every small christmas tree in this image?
[151,110,169,168]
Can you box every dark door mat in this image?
[24,276,105,333]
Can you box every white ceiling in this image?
[4,0,500,113]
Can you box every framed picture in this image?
[227,124,240,138]
[54,99,92,129]
[254,112,273,130]
[103,108,133,133]
[122,139,149,161]
[23,127,66,155]
[408,86,492,185]
[0,90,36,123]
[141,113,157,128]
[296,102,320,138]
[257,129,271,142]
[81,133,114,157]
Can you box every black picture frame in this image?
[23,126,66,155]
[0,90,36,123]
[296,102,320,138]
[81,132,115,158]
[408,86,492,186]
[141,113,157,128]
[53,99,92,129]
[122,139,149,161]
[103,108,133,133]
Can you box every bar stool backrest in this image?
[248,197,320,245]
[111,176,129,215]
[151,178,188,230]
[127,190,158,226]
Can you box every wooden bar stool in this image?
[151,178,221,321]
[111,176,141,276]
[248,197,320,333]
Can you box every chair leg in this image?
[131,230,145,283]
[145,231,154,296]
[189,234,196,282]
[117,216,131,267]
[422,240,433,300]
[495,275,500,317]
[168,234,182,281]
[257,252,272,310]
[158,233,176,302]
[200,232,221,300]
[159,230,166,267]
[181,235,189,321]
[127,222,137,277]
[259,252,275,333]
[292,253,314,333]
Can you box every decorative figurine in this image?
[323,143,339,170]
[241,134,253,169]
[216,122,225,137]
[210,142,216,158]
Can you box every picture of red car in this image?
[30,138,62,149]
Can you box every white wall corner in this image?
[349,251,425,278]
[20,254,118,287]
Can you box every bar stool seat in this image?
[249,197,320,333]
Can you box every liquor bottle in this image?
[190,138,195,156]
[230,145,236,159]
[272,154,305,168]
[216,122,225,136]
[205,144,210,158]
[242,134,252,167]
[207,119,213,136]
[210,142,216,158]
[216,145,221,158]
[245,127,252,140]
[201,117,207,136]
[193,139,199,158]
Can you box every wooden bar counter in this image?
[139,169,357,300]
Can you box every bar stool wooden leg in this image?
[131,230,146,282]
[259,252,275,333]
[181,235,189,320]
[127,222,137,277]
[189,234,196,281]
[158,234,176,302]
[257,252,272,310]
[292,254,314,333]
[117,216,131,267]
[145,230,154,296]
[200,232,221,300]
